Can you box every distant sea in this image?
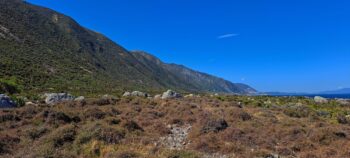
[271,94,350,99]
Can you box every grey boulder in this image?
[44,93,75,105]
[161,90,182,99]
[0,94,16,108]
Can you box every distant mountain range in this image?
[0,0,255,95]
[263,88,350,96]
[319,88,350,94]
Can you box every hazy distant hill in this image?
[0,0,255,95]
[320,88,350,94]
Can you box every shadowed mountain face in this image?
[131,51,256,94]
[0,0,256,95]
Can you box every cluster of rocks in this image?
[159,124,192,150]
[123,90,183,100]
[336,99,350,106]
[314,96,350,105]
[0,94,16,108]
[122,91,150,98]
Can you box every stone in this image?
[314,96,328,104]
[184,94,194,98]
[153,94,162,99]
[25,101,38,107]
[0,94,16,108]
[122,92,131,97]
[102,94,117,100]
[74,96,85,102]
[44,93,75,105]
[161,90,182,99]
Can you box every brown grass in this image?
[0,96,350,157]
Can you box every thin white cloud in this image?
[217,33,239,39]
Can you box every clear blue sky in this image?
[28,0,350,93]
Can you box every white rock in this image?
[122,92,131,97]
[314,96,328,104]
[74,96,85,102]
[25,102,37,106]
[184,94,194,98]
[154,94,162,99]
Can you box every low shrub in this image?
[123,120,144,132]
[74,123,125,146]
[27,127,49,140]
[0,78,22,94]
[83,108,106,120]
[167,150,200,158]
[201,118,228,133]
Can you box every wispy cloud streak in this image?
[217,33,239,39]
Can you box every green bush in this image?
[168,150,200,158]
[0,78,22,94]
[10,96,25,107]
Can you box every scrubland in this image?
[1,95,350,158]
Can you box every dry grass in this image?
[0,96,350,158]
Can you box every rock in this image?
[184,94,194,98]
[201,118,228,133]
[314,96,328,104]
[102,94,117,100]
[161,90,182,99]
[44,93,75,105]
[131,91,149,97]
[122,92,131,97]
[264,154,282,158]
[74,96,85,102]
[154,94,162,99]
[25,101,37,107]
[0,94,16,108]
[336,99,350,106]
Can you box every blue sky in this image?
[28,0,350,92]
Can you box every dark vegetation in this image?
[1,95,350,158]
[0,0,255,97]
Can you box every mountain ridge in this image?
[0,0,256,95]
